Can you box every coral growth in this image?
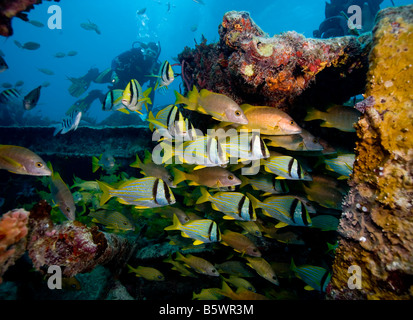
[328,4,413,300]
[0,208,29,283]
[27,200,131,278]
[178,11,370,112]
[0,0,60,37]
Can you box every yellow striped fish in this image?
[219,131,269,161]
[240,174,289,195]
[147,104,197,140]
[262,152,312,181]
[196,188,256,221]
[324,153,355,179]
[97,177,175,208]
[159,135,228,167]
[164,214,221,245]
[102,89,129,113]
[122,79,152,113]
[153,60,175,92]
[247,193,312,227]
[291,259,331,292]
[245,256,279,285]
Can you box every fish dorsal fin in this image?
[143,149,153,164]
[193,240,204,245]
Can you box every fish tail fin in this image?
[96,180,114,206]
[127,264,140,275]
[304,108,324,121]
[130,154,142,169]
[175,251,185,262]
[196,187,211,204]
[53,125,62,136]
[164,214,182,231]
[221,280,234,295]
[246,192,261,209]
[172,167,187,186]
[174,90,188,106]
[239,175,250,188]
[143,149,153,164]
[147,111,155,131]
[92,155,101,173]
[290,258,297,273]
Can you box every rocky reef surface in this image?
[327,4,413,300]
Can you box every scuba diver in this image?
[109,41,162,105]
[313,0,384,38]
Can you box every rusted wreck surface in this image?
[327,5,413,300]
[179,11,371,113]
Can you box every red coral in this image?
[0,208,29,283]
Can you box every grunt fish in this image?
[164,214,221,245]
[50,166,76,221]
[53,109,82,136]
[97,177,175,208]
[220,230,261,257]
[122,79,152,113]
[196,188,256,221]
[245,256,279,285]
[89,209,134,232]
[291,259,331,292]
[262,152,312,181]
[248,193,312,227]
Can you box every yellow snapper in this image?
[235,221,262,237]
[196,188,256,221]
[164,214,221,245]
[245,256,279,285]
[235,104,302,135]
[127,265,165,281]
[248,193,312,227]
[147,104,197,140]
[159,135,229,167]
[97,177,175,208]
[222,275,256,292]
[175,86,248,124]
[89,209,134,232]
[262,151,312,181]
[175,252,220,276]
[50,168,76,221]
[304,105,361,132]
[302,178,344,210]
[193,288,224,300]
[71,176,100,191]
[219,281,269,300]
[130,149,175,188]
[163,254,197,278]
[0,145,51,176]
[122,79,152,113]
[220,230,261,257]
[172,166,241,188]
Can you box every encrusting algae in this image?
[327,4,413,300]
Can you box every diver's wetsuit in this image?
[110,41,161,107]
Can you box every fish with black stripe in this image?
[164,213,221,245]
[97,176,175,208]
[147,104,197,140]
[262,151,312,181]
[0,88,21,104]
[247,193,312,227]
[147,60,175,93]
[196,188,256,221]
[53,109,82,136]
[290,259,331,292]
[239,173,289,195]
[122,79,152,113]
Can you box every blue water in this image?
[0,0,406,124]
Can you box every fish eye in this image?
[35,162,44,168]
[228,175,234,180]
[252,248,257,252]
[272,276,277,280]
[65,207,71,213]
[290,120,295,125]
[168,177,174,181]
[158,275,163,279]
[235,111,241,116]
[313,138,318,143]
[211,269,216,273]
